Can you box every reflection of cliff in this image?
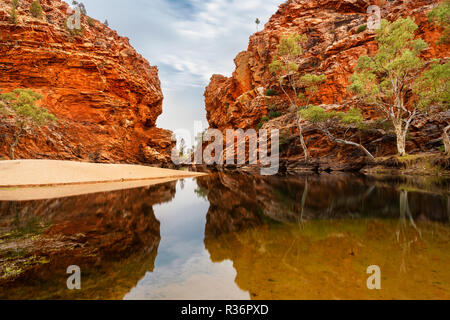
[199,173,449,238]
[204,219,450,300]
[201,173,450,299]
[0,182,176,299]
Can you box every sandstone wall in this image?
[0,0,173,163]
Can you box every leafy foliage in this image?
[10,8,18,24]
[428,0,450,44]
[348,18,429,155]
[30,0,43,19]
[298,105,334,123]
[11,0,19,9]
[87,17,95,27]
[0,89,56,126]
[265,89,277,96]
[298,74,327,105]
[269,34,307,106]
[0,89,56,159]
[357,24,367,33]
[413,61,450,111]
[349,18,427,104]
[298,106,363,126]
[298,106,373,159]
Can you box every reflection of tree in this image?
[194,185,208,200]
[198,173,449,228]
[447,195,450,223]
[299,177,308,225]
[396,190,422,273]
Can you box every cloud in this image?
[79,0,283,142]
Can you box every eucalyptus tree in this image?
[0,89,56,159]
[348,18,429,156]
[269,34,327,161]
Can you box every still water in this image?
[0,173,449,300]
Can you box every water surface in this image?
[0,173,449,299]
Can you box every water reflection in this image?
[0,183,175,299]
[0,173,449,299]
[124,178,248,300]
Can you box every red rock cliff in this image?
[0,0,173,164]
[204,0,449,168]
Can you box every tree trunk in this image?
[296,117,309,161]
[443,124,450,156]
[323,128,375,161]
[10,126,24,160]
[10,134,19,160]
[394,124,407,156]
[334,138,375,161]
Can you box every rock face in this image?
[0,0,173,163]
[204,0,449,169]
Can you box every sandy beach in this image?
[0,160,206,201]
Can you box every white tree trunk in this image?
[322,128,375,161]
[296,118,309,161]
[394,124,407,156]
[443,124,450,156]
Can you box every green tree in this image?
[348,18,428,156]
[414,61,450,154]
[269,34,327,160]
[30,0,43,19]
[0,89,56,159]
[10,8,18,24]
[298,106,375,160]
[428,0,450,44]
[11,0,19,9]
[296,74,327,160]
[255,18,260,32]
[269,34,306,108]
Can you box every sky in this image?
[79,0,283,145]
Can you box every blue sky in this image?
[78,0,283,142]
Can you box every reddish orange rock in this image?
[204,0,449,167]
[0,0,174,164]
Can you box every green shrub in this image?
[428,0,450,44]
[30,0,43,19]
[261,116,269,122]
[10,8,18,24]
[279,130,292,150]
[265,89,277,96]
[357,24,367,33]
[11,0,19,9]
[87,17,95,27]
[269,110,282,119]
[0,89,56,159]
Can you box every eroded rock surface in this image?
[204,0,449,169]
[0,0,173,163]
